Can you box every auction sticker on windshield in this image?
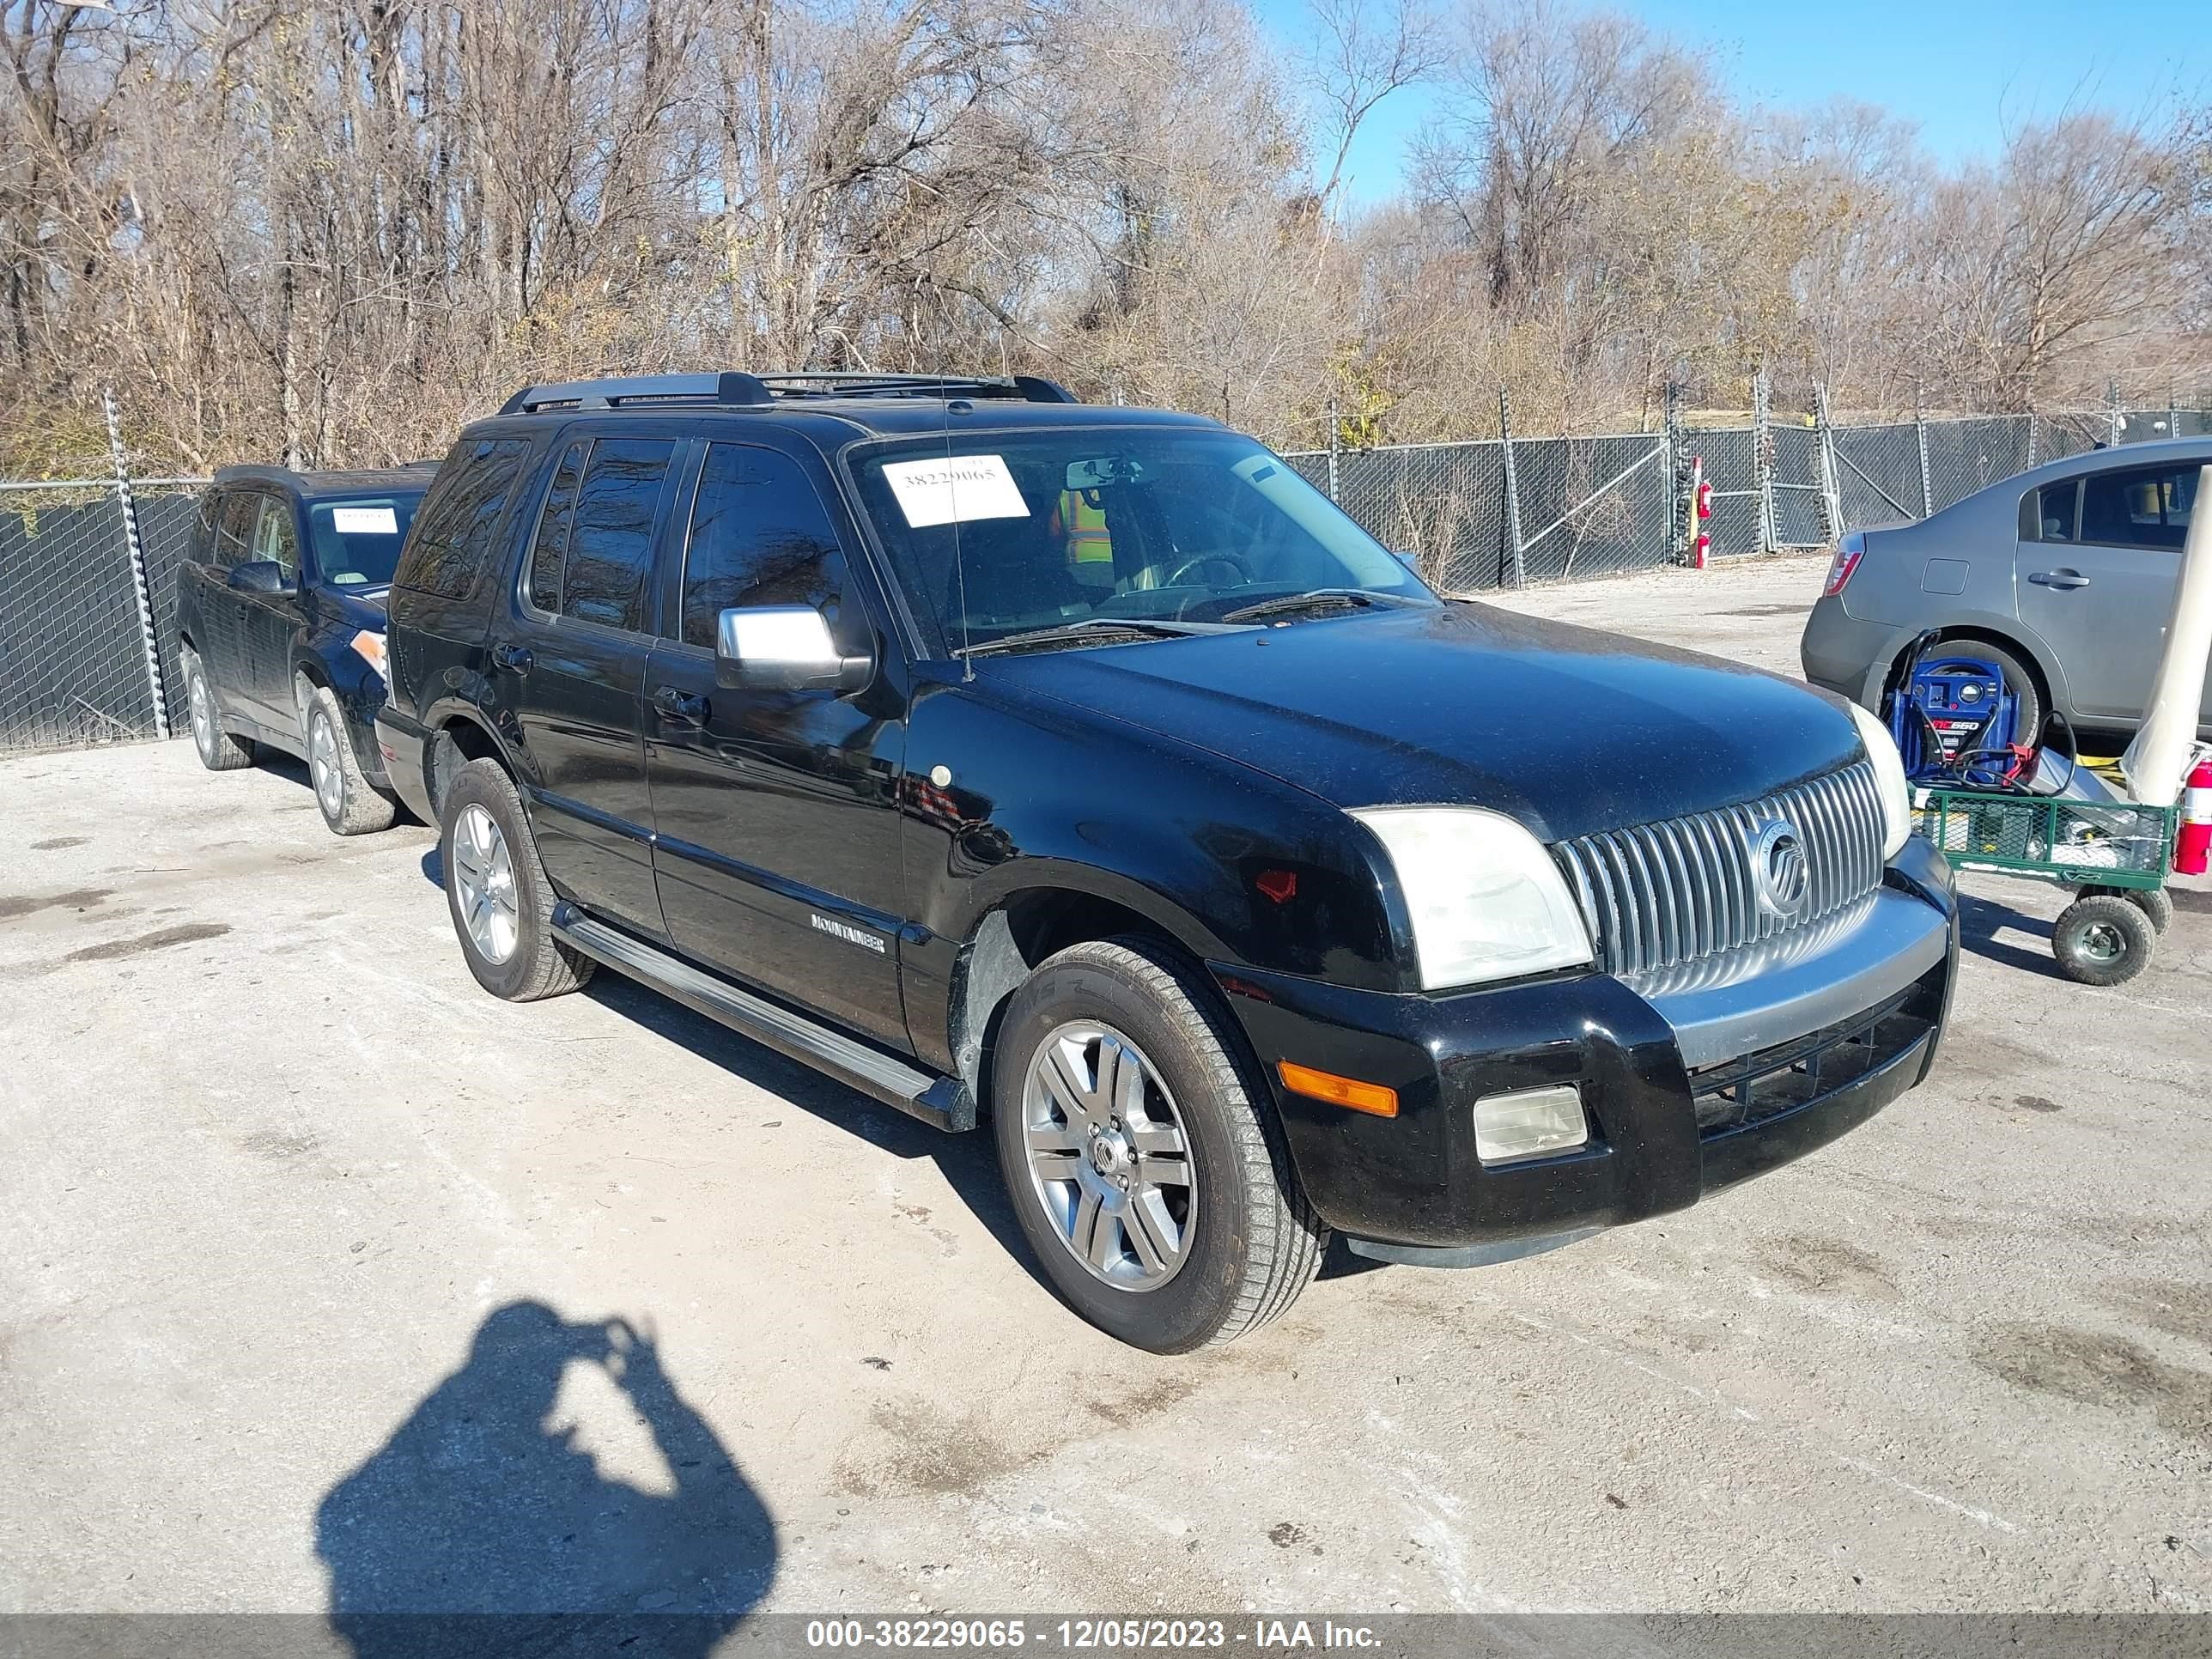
[331,506,399,535]
[882,454,1029,527]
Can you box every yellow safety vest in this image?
[1056,489,1112,565]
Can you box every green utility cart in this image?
[1914,786,2179,985]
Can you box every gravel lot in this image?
[3,551,2209,1626]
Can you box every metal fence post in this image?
[1498,386,1526,588]
[1914,389,1934,520]
[2026,408,2039,468]
[102,386,170,740]
[1326,395,1340,503]
[1813,384,1841,545]
[1751,367,1777,554]
[1662,383,1684,559]
[2107,379,2124,447]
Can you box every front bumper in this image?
[1213,836,1958,1258]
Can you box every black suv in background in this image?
[377,373,1957,1353]
[175,464,434,834]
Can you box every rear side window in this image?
[395,438,528,599]
[679,444,849,649]
[2035,480,2079,543]
[2080,465,2197,552]
[556,439,676,632]
[526,443,586,614]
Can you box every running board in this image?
[550,904,974,1132]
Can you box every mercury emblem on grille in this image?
[1749,817,1810,919]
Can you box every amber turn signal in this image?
[1277,1060,1398,1118]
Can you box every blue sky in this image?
[1252,0,2209,210]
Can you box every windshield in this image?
[847,430,1436,654]
[307,495,422,588]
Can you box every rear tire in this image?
[303,683,398,836]
[439,757,594,1002]
[183,647,253,771]
[2052,893,2154,986]
[991,937,1326,1352]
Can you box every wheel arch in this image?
[1887,623,2064,727]
[946,873,1231,1116]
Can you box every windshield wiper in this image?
[1218,588,1426,624]
[955,617,1208,658]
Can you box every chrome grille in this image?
[1553,759,1887,978]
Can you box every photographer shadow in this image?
[316,1300,775,1658]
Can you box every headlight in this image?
[1350,806,1593,990]
[1848,701,1912,859]
[350,629,388,679]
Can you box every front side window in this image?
[396,438,529,600]
[845,429,1434,655]
[214,492,258,568]
[2080,465,2197,552]
[679,444,849,649]
[251,497,301,578]
[559,438,675,631]
[308,496,421,587]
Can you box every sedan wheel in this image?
[1021,1020,1197,1290]
[451,803,520,965]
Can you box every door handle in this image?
[2028,570,2091,590]
[491,642,533,672]
[653,685,709,724]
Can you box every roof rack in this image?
[495,370,1078,416]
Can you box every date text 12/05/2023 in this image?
[803,1619,1383,1650]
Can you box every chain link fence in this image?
[6,388,2211,757]
[1288,392,2212,595]
[1,478,204,754]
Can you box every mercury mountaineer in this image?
[373,371,1958,1352]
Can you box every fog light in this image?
[1474,1085,1588,1165]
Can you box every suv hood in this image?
[981,603,1863,842]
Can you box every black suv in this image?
[377,373,1958,1352]
[176,464,434,834]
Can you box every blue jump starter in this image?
[1888,655,2019,783]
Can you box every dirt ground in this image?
[3,551,2209,1626]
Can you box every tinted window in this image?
[396,438,529,599]
[251,496,301,576]
[214,492,257,567]
[2080,465,2197,552]
[561,439,674,631]
[526,443,586,614]
[307,496,420,587]
[680,445,848,648]
[2036,480,2079,542]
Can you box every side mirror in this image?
[228,560,295,595]
[714,605,872,694]
[1392,549,1420,568]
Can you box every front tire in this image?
[991,937,1325,1352]
[439,757,594,1002]
[303,683,398,836]
[183,647,253,771]
[2052,893,2154,986]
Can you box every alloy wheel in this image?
[452,804,520,964]
[308,709,343,820]
[1021,1021,1196,1291]
[187,668,214,760]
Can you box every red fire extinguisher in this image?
[2176,755,2212,876]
